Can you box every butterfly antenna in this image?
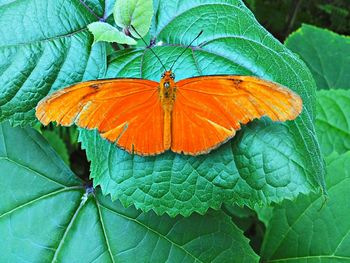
[169,30,203,71]
[130,25,167,72]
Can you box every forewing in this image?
[36,79,165,155]
[172,76,302,155]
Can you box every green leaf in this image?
[42,130,70,166]
[316,89,350,155]
[287,26,350,153]
[0,0,107,126]
[0,123,258,262]
[113,0,153,37]
[88,21,137,45]
[261,152,350,262]
[80,0,325,217]
[285,24,350,90]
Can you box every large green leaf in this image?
[0,0,107,126]
[261,152,350,262]
[0,122,258,262]
[285,24,350,90]
[80,0,325,216]
[316,90,350,155]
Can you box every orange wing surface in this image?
[36,79,165,155]
[171,76,302,155]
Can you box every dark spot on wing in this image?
[91,84,100,89]
[81,85,100,100]
[232,79,243,85]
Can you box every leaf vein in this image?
[98,204,203,262]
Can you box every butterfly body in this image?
[159,71,177,150]
[36,72,302,156]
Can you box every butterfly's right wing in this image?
[36,79,165,155]
[172,76,302,155]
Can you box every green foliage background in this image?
[0,0,349,262]
[244,0,350,40]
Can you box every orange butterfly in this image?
[36,31,302,156]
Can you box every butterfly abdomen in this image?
[164,109,171,150]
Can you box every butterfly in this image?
[35,31,302,156]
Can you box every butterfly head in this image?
[161,71,176,93]
[161,71,175,81]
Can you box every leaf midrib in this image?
[0,157,68,187]
[0,27,89,49]
[98,203,203,262]
[0,187,83,219]
[51,192,88,263]
[267,254,350,262]
[95,198,115,263]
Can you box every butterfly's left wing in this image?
[36,79,165,155]
[172,76,302,155]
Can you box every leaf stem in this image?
[285,0,303,38]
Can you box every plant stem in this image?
[285,0,303,38]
